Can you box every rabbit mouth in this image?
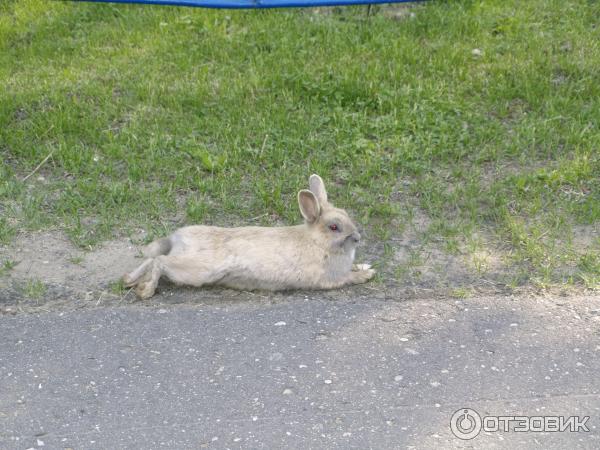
[340,235,359,250]
[344,231,361,245]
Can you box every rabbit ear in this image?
[298,190,321,223]
[309,174,328,205]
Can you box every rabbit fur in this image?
[123,174,375,299]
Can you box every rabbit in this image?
[123,174,375,299]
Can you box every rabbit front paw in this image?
[350,265,376,284]
[352,263,372,272]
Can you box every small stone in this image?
[282,388,293,395]
[269,352,283,361]
[394,375,403,382]
[324,379,332,384]
[472,48,483,56]
[274,321,286,326]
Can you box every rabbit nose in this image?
[352,231,361,243]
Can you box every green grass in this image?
[1,0,599,289]
[0,259,17,276]
[108,279,127,296]
[68,255,85,265]
[21,279,47,299]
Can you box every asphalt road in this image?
[1,293,599,449]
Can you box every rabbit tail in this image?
[144,237,172,257]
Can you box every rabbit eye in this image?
[329,224,338,231]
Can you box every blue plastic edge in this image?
[72,0,423,9]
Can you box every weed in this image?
[0,259,17,276]
[21,279,46,299]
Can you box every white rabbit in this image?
[123,174,375,299]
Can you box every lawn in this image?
[1,0,599,291]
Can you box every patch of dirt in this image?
[3,231,138,288]
[571,224,600,252]
[381,4,418,21]
[0,231,140,313]
[390,210,501,289]
[0,224,594,316]
[308,3,418,20]
[478,159,551,190]
[0,225,446,314]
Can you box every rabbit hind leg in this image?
[158,254,226,287]
[125,255,227,299]
[132,259,162,299]
[123,258,154,287]
[122,257,164,299]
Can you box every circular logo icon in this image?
[450,408,482,440]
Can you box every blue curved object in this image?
[75,0,422,9]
